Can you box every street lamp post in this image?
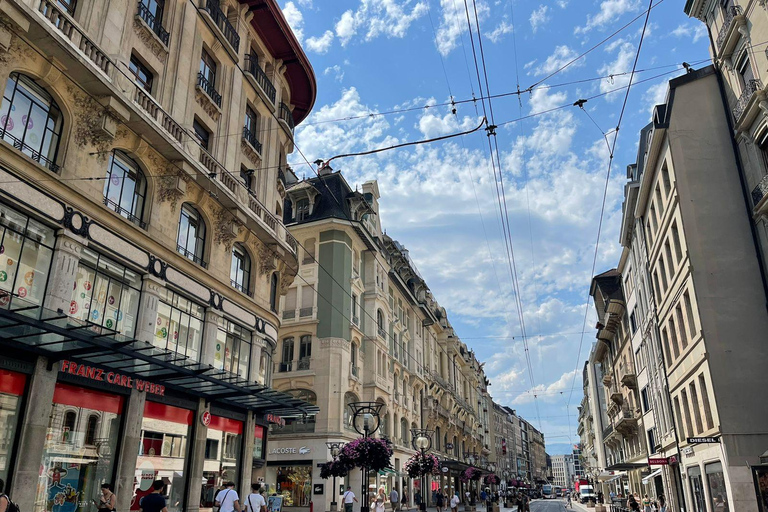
[465,452,477,506]
[410,428,433,512]
[326,442,346,512]
[348,401,384,512]
[502,469,510,507]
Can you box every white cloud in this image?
[576,0,639,34]
[323,64,345,82]
[488,20,513,42]
[282,2,304,43]
[306,30,334,53]
[642,80,669,114]
[334,0,428,47]
[435,0,489,56]
[671,23,707,43]
[530,5,550,33]
[533,45,584,76]
[597,40,636,100]
[511,369,580,404]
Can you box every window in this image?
[671,222,683,263]
[205,439,219,459]
[629,310,637,334]
[154,289,204,361]
[199,49,216,87]
[689,382,703,434]
[683,291,697,338]
[70,247,142,336]
[641,386,650,413]
[737,54,754,91]
[177,204,206,266]
[655,185,664,216]
[698,373,714,430]
[688,465,706,512]
[343,392,359,428]
[296,199,310,221]
[258,348,272,386]
[85,415,98,445]
[270,273,278,312]
[665,241,674,276]
[0,73,63,172]
[673,397,684,439]
[676,305,688,350]
[129,54,153,93]
[680,389,693,438]
[139,0,164,24]
[352,294,358,323]
[56,0,76,15]
[705,462,729,512]
[63,411,77,439]
[243,105,260,150]
[215,319,252,378]
[669,317,680,359]
[646,428,656,453]
[230,243,251,295]
[0,203,55,308]
[103,150,147,227]
[239,166,252,191]
[377,309,384,333]
[193,119,210,150]
[351,342,358,369]
[280,337,294,371]
[661,161,671,196]
[299,334,312,364]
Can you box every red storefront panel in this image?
[0,369,26,395]
[143,400,194,425]
[52,382,124,414]
[209,415,243,434]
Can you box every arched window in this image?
[103,150,147,227]
[85,415,99,445]
[280,337,294,371]
[63,411,76,443]
[230,243,251,295]
[343,392,360,428]
[0,73,63,172]
[270,272,278,312]
[400,418,409,445]
[377,309,384,333]
[177,204,206,266]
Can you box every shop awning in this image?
[605,474,625,483]
[378,468,400,476]
[642,468,663,485]
[0,301,319,418]
[606,462,647,471]
[597,472,620,482]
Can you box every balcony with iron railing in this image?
[377,327,387,339]
[197,72,222,108]
[299,307,313,318]
[242,126,262,155]
[104,197,147,229]
[716,5,744,53]
[202,0,240,54]
[297,357,311,370]
[279,102,295,134]
[176,244,207,268]
[618,362,637,388]
[282,309,296,320]
[732,79,762,123]
[137,1,170,46]
[244,54,276,104]
[752,174,768,208]
[350,364,360,379]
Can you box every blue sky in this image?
[279,0,710,456]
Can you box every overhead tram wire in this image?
[563,0,656,442]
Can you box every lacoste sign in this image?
[270,446,312,455]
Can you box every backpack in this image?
[2,494,20,512]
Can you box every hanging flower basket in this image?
[460,467,482,482]
[483,474,500,485]
[404,453,440,478]
[320,460,350,479]
[337,437,394,472]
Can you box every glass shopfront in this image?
[201,416,243,510]
[253,426,264,461]
[154,289,204,362]
[214,319,252,378]
[0,202,54,307]
[0,369,26,484]
[706,462,729,512]
[70,248,141,336]
[269,465,312,508]
[688,466,706,512]
[132,402,193,512]
[36,383,124,512]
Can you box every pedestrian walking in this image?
[215,481,241,512]
[245,484,267,512]
[96,483,116,512]
[140,480,169,512]
[403,489,409,510]
[343,487,359,512]
[658,494,667,512]
[414,490,422,510]
[390,487,400,512]
[0,478,20,512]
[643,494,652,512]
[435,489,444,512]
[372,497,386,512]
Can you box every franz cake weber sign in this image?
[60,360,165,396]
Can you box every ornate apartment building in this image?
[0,1,318,512]
[266,168,497,512]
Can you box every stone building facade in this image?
[0,1,317,512]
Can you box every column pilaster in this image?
[201,310,222,368]
[135,274,165,344]
[44,230,86,313]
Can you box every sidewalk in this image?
[401,504,518,512]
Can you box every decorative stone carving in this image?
[241,139,261,166]
[195,87,222,122]
[213,206,243,250]
[132,16,168,60]
[147,152,189,210]
[65,85,118,157]
[319,338,350,350]
[255,240,276,276]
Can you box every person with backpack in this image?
[0,478,19,512]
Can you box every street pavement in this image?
[403,499,581,512]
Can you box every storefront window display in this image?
[0,369,26,484]
[0,203,54,307]
[154,290,204,362]
[258,348,272,386]
[201,416,243,510]
[253,426,264,461]
[133,401,192,512]
[271,466,312,508]
[70,248,141,336]
[706,462,729,512]
[36,383,124,512]
[688,466,706,512]
[214,319,252,378]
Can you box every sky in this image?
[278,0,710,456]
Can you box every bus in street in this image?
[542,484,555,499]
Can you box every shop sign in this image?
[313,484,324,495]
[445,443,454,450]
[442,467,449,473]
[648,458,669,466]
[270,446,312,455]
[502,439,507,455]
[60,360,164,396]
[687,437,719,444]
[201,411,212,427]
[668,455,679,465]
[682,446,694,457]
[265,413,286,427]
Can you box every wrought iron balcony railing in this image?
[197,72,222,107]
[732,79,762,122]
[137,1,170,46]
[242,126,262,154]
[297,357,311,370]
[204,0,240,52]
[716,5,743,50]
[279,102,295,133]
[176,244,207,268]
[104,197,147,229]
[752,174,768,206]
[244,54,276,103]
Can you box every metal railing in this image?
[279,102,295,133]
[733,78,762,122]
[716,5,742,50]
[278,361,292,372]
[377,327,387,339]
[0,127,60,173]
[38,0,113,76]
[104,197,146,229]
[244,54,276,103]
[299,307,313,317]
[352,315,359,325]
[351,365,359,378]
[230,279,251,296]
[197,72,222,107]
[752,173,768,206]
[242,126,262,154]
[204,0,240,52]
[137,1,170,46]
[282,310,296,320]
[297,357,310,370]
[176,244,207,268]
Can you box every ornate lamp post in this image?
[348,401,384,512]
[465,453,477,506]
[326,442,346,512]
[410,429,433,512]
